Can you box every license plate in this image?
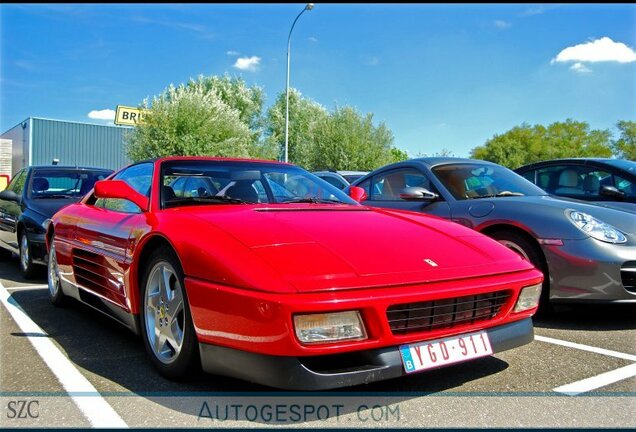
[399,330,493,374]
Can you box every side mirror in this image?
[0,190,20,202]
[399,186,439,201]
[94,180,149,211]
[348,186,368,202]
[600,185,625,199]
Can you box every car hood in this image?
[26,197,81,219]
[187,205,533,292]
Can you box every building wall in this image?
[31,118,132,170]
[0,139,12,178]
[0,119,29,176]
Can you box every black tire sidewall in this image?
[19,233,37,279]
[489,230,551,310]
[139,247,199,380]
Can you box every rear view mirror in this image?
[348,186,368,202]
[94,180,149,211]
[600,185,625,199]
[399,186,439,201]
[0,190,20,202]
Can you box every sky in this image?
[1,3,635,158]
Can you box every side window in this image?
[369,169,431,201]
[95,163,154,213]
[613,174,634,198]
[520,170,536,185]
[535,166,567,193]
[6,169,27,195]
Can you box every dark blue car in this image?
[0,166,113,278]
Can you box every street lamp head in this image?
[305,3,314,11]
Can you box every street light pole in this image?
[284,3,314,163]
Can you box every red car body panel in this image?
[48,156,543,389]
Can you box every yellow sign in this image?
[0,175,8,191]
[114,105,149,126]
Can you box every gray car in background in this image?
[350,157,636,310]
[313,170,369,190]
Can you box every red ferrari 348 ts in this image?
[46,157,543,389]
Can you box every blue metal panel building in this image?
[0,117,132,175]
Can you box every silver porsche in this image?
[350,157,636,310]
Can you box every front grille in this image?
[387,291,511,336]
[621,262,636,294]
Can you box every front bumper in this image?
[541,238,636,302]
[199,318,533,390]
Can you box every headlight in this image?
[567,210,627,244]
[294,311,367,344]
[514,283,542,313]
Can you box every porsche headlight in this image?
[567,210,627,244]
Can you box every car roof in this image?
[30,165,113,172]
[141,156,290,165]
[516,158,636,173]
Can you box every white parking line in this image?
[535,335,636,362]
[0,281,127,428]
[536,334,636,395]
[5,284,48,291]
[554,363,636,396]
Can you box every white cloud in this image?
[570,63,592,74]
[226,50,240,56]
[493,20,511,30]
[233,56,261,72]
[552,37,636,64]
[88,109,116,121]
[308,36,318,43]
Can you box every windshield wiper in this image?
[165,195,247,207]
[33,194,75,199]
[281,197,346,204]
[469,191,525,199]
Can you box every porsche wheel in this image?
[140,247,198,380]
[489,230,551,312]
[48,238,67,306]
[19,233,38,279]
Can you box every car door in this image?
[359,167,451,218]
[0,169,28,252]
[72,163,154,309]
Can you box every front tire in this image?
[19,233,38,279]
[48,238,67,307]
[489,230,551,312]
[139,247,199,380]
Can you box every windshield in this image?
[432,163,547,200]
[29,169,112,199]
[161,160,358,208]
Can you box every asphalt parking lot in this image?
[0,258,634,428]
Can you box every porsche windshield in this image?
[432,163,547,200]
[161,160,358,208]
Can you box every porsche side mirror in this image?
[399,186,439,201]
[94,180,149,212]
[0,190,20,202]
[348,186,368,202]
[600,185,625,199]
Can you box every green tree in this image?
[471,119,613,168]
[264,88,328,167]
[389,147,409,163]
[125,75,273,162]
[308,106,396,171]
[613,120,636,160]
